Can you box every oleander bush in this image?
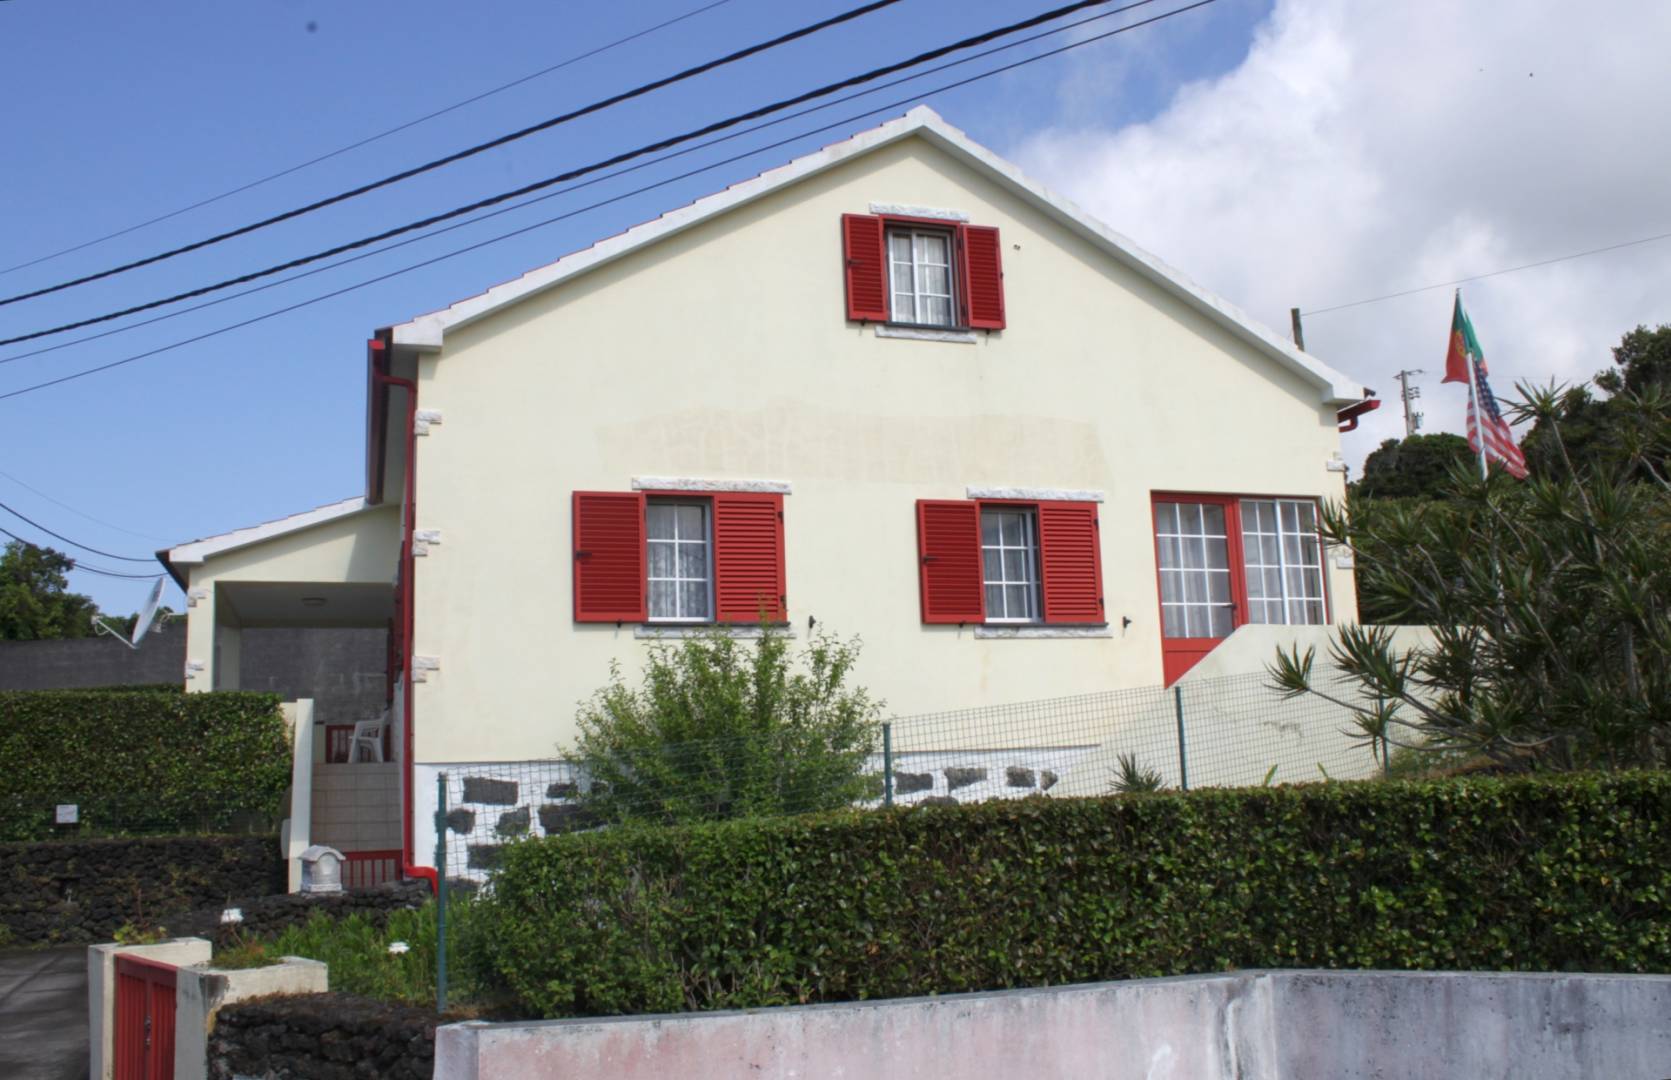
[0,689,290,840]
[472,773,1671,1018]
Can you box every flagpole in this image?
[1459,290,1489,481]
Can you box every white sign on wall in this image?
[55,804,79,825]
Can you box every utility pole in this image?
[1395,369,1425,437]
[1289,308,1305,351]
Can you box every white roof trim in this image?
[390,106,1362,405]
[164,496,375,567]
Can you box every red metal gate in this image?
[115,955,177,1080]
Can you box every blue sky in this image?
[1,0,1270,614]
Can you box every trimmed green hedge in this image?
[0,690,291,840]
[473,774,1671,1018]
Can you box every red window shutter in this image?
[1038,501,1104,624]
[959,224,1006,330]
[572,491,647,622]
[916,500,984,624]
[842,213,889,323]
[713,492,786,623]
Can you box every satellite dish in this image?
[91,576,171,650]
[132,577,167,646]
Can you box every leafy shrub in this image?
[472,774,1671,1018]
[573,626,882,824]
[0,690,290,840]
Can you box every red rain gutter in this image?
[369,332,437,894]
[1336,397,1381,432]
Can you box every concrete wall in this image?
[409,132,1357,766]
[434,969,1671,1080]
[173,956,328,1080]
[0,623,387,726]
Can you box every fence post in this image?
[434,772,448,1014]
[882,722,894,808]
[1173,685,1189,791]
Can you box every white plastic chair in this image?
[350,712,388,763]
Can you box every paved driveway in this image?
[0,946,89,1080]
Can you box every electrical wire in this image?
[0,497,155,561]
[0,0,1152,349]
[0,0,1166,371]
[0,0,1219,403]
[0,0,903,309]
[0,524,162,579]
[1303,229,1671,316]
[0,0,737,280]
[0,468,171,541]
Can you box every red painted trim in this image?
[114,954,179,986]
[371,332,436,894]
[1336,397,1380,432]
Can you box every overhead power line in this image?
[0,468,171,541]
[0,0,1166,371]
[0,0,903,310]
[0,0,737,281]
[0,497,155,561]
[0,524,161,579]
[0,0,1150,349]
[1304,229,1671,316]
[0,0,1219,404]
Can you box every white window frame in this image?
[1239,498,1327,626]
[981,506,1042,624]
[886,226,957,328]
[646,498,714,623]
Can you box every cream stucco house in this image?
[160,107,1379,884]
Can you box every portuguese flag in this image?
[1442,292,1484,384]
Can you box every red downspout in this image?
[370,333,437,893]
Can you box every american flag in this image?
[1442,294,1528,479]
[1465,357,1528,478]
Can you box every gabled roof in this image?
[390,106,1364,405]
[158,496,373,587]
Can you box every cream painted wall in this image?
[182,505,400,691]
[408,134,1356,763]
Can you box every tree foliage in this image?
[572,626,883,824]
[1355,433,1474,500]
[1273,380,1671,771]
[0,541,99,641]
[1522,322,1671,482]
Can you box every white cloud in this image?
[1015,0,1671,465]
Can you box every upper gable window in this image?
[842,213,1006,331]
[888,228,956,328]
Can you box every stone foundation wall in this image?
[0,835,281,945]
[165,879,430,948]
[209,993,442,1080]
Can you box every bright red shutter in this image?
[713,492,786,623]
[917,500,984,624]
[1038,501,1103,624]
[572,491,647,622]
[842,213,889,323]
[959,224,1006,330]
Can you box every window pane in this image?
[675,505,704,538]
[1208,572,1231,603]
[1262,535,1280,565]
[916,233,949,264]
[678,541,707,580]
[1205,538,1228,569]
[921,295,953,326]
[647,504,674,539]
[1180,503,1202,534]
[1182,538,1204,570]
[890,233,913,261]
[1002,549,1027,583]
[981,512,1001,545]
[983,548,1002,582]
[1156,503,1178,533]
[680,581,709,620]
[1295,502,1317,531]
[1157,536,1181,569]
[920,262,950,295]
[1006,586,1032,620]
[892,292,915,323]
[648,542,674,577]
[1207,606,1234,637]
[1159,570,1181,603]
[1265,568,1283,599]
[1202,503,1225,535]
[1001,513,1024,546]
[1163,607,1187,638]
[1183,573,1205,603]
[985,584,1004,617]
[648,580,675,619]
[1280,501,1300,532]
[1282,535,1302,565]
